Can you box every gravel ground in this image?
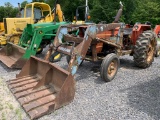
[0,55,160,120]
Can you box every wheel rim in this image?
[147,41,154,63]
[107,60,117,78]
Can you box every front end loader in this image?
[49,23,155,82]
[47,2,156,81]
[6,2,156,119]
[7,21,155,119]
[0,22,67,68]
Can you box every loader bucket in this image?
[0,42,26,68]
[7,56,75,119]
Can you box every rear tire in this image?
[100,53,119,82]
[133,30,156,68]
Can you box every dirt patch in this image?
[0,77,28,120]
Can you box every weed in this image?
[0,104,3,111]
[6,102,14,110]
[1,112,6,120]
[15,109,22,120]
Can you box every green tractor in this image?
[0,21,67,68]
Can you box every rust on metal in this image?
[7,56,75,119]
[50,23,124,75]
[0,42,26,68]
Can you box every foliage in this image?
[32,0,45,2]
[131,0,160,26]
[0,0,160,26]
[21,1,28,8]
[0,2,18,22]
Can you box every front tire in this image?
[133,30,156,68]
[100,53,119,82]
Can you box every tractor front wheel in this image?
[100,53,119,82]
[133,30,156,68]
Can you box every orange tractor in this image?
[6,2,157,119]
[154,25,160,57]
[7,23,156,119]
[47,22,156,81]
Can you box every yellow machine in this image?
[0,2,64,46]
[0,22,4,34]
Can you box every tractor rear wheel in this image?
[100,53,119,82]
[133,30,156,68]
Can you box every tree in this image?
[21,1,28,8]
[32,0,45,2]
[90,0,120,23]
[0,6,5,21]
[0,0,160,26]
[0,2,19,21]
[132,0,160,26]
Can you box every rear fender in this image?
[130,24,151,45]
[154,25,160,37]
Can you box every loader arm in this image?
[52,23,123,75]
[52,4,64,22]
[41,4,64,22]
[19,22,67,59]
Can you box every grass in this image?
[0,78,23,120]
[15,109,22,120]
[0,104,3,111]
[0,77,3,85]
[1,112,6,120]
[6,102,14,110]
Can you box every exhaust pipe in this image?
[113,1,123,23]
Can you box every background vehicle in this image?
[0,2,66,68]
[0,2,59,46]
[154,25,160,57]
